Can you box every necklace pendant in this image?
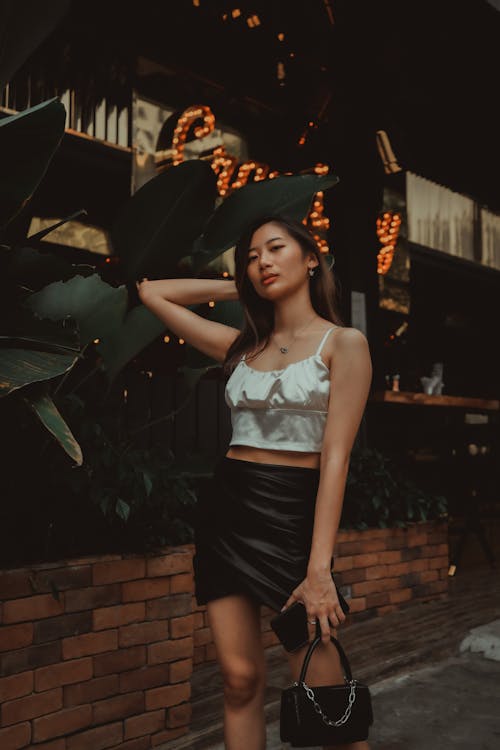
[280,346,288,354]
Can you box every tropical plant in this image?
[1,95,337,466]
[0,2,343,564]
[0,67,339,571]
[341,446,448,529]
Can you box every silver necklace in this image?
[273,314,318,355]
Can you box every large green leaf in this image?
[6,245,75,290]
[0,307,80,354]
[111,160,218,280]
[24,391,83,465]
[0,0,71,91]
[97,304,166,382]
[26,274,128,347]
[192,173,339,270]
[6,244,94,291]
[0,348,78,397]
[28,276,167,383]
[0,98,67,227]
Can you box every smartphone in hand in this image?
[270,601,309,652]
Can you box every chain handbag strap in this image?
[300,677,357,726]
[293,621,357,727]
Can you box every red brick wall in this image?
[0,549,195,750]
[190,519,450,665]
[0,520,448,748]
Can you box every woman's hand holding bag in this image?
[280,568,349,644]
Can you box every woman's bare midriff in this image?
[225,444,321,469]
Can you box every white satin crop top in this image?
[224,327,336,453]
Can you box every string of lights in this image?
[376,211,402,274]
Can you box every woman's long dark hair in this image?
[223,215,346,377]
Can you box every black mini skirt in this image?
[193,455,336,613]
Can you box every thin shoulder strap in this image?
[315,326,336,356]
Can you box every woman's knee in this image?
[206,594,266,708]
[222,658,266,709]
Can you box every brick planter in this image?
[0,519,448,749]
[0,549,195,750]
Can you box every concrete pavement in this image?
[209,619,500,749]
[260,650,500,749]
[168,569,500,750]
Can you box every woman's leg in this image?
[284,625,370,750]
[206,592,267,750]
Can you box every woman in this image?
[137,215,373,750]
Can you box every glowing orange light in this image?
[246,13,261,27]
[211,146,238,195]
[164,105,333,252]
[303,176,330,243]
[314,163,329,175]
[228,161,269,192]
[376,211,402,274]
[172,105,215,166]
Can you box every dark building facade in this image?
[3,0,499,569]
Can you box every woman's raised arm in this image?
[136,277,239,306]
[136,277,241,365]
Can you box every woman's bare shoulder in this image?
[333,325,368,344]
[324,325,370,368]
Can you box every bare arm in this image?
[308,327,373,574]
[279,327,373,640]
[137,277,239,306]
[136,277,241,365]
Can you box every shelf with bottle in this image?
[369,390,500,411]
[382,318,409,392]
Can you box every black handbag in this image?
[280,622,374,747]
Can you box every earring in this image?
[308,267,315,277]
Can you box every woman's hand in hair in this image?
[136,277,151,302]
